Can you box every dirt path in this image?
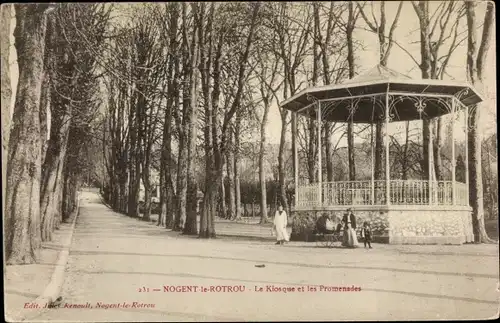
[29,192,498,321]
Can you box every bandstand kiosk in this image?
[281,65,481,244]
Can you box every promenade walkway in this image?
[13,192,499,321]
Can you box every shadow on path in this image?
[5,289,40,299]
[396,250,499,258]
[68,249,498,279]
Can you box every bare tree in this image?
[40,4,110,241]
[199,3,261,238]
[174,3,200,231]
[158,3,180,228]
[464,0,495,243]
[412,1,467,180]
[0,4,11,194]
[344,2,362,180]
[132,9,166,223]
[182,3,201,233]
[197,2,220,228]
[357,1,404,182]
[5,4,52,264]
[254,49,281,223]
[169,3,197,230]
[40,7,75,241]
[1,3,12,273]
[266,2,312,211]
[312,3,348,182]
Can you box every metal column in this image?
[293,112,299,207]
[451,98,456,205]
[317,102,322,206]
[464,106,469,206]
[385,93,390,205]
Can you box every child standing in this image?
[361,222,372,249]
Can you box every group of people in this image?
[315,208,372,248]
[271,206,373,248]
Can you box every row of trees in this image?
[2,4,110,264]
[99,1,491,242]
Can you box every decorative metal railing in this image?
[296,180,468,207]
[296,184,319,208]
[390,180,430,205]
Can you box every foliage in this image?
[289,212,317,242]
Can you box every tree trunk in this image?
[52,158,65,230]
[325,123,334,182]
[118,165,128,213]
[132,157,141,218]
[39,71,49,164]
[127,90,142,218]
[160,3,179,229]
[220,170,226,218]
[198,2,260,238]
[132,94,143,219]
[422,119,431,179]
[346,3,356,181]
[278,110,289,211]
[413,1,434,181]
[142,173,151,222]
[468,106,489,242]
[259,105,269,223]
[402,121,410,180]
[183,5,200,234]
[347,121,356,180]
[199,176,217,238]
[307,118,317,183]
[374,120,384,178]
[184,178,198,235]
[61,165,75,222]
[175,3,198,231]
[226,131,235,220]
[127,110,138,217]
[465,0,494,243]
[199,147,220,238]
[1,4,12,271]
[112,174,120,210]
[233,116,241,221]
[291,113,298,186]
[433,118,444,180]
[5,4,51,264]
[234,164,241,220]
[40,80,74,242]
[158,169,165,226]
[175,127,189,229]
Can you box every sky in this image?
[7,2,497,147]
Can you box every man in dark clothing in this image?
[342,208,357,230]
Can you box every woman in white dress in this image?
[273,205,289,245]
